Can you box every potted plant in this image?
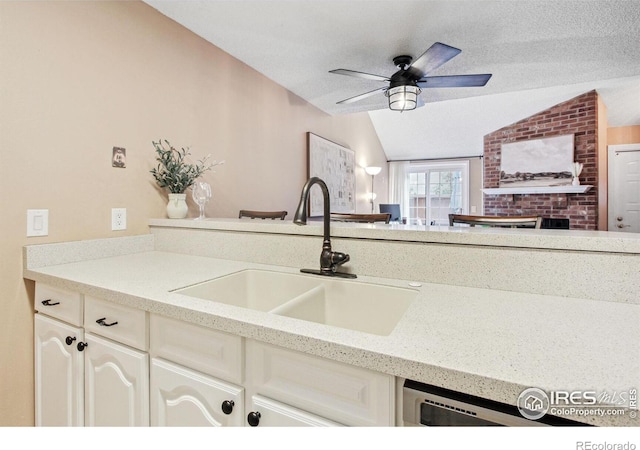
[151,139,223,218]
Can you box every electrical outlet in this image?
[111,208,126,231]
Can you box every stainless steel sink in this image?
[174,269,418,335]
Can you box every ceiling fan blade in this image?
[408,42,462,78]
[329,69,389,82]
[336,87,387,104]
[417,74,492,88]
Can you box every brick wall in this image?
[483,91,599,230]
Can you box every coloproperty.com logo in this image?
[517,387,638,421]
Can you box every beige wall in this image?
[608,125,640,145]
[0,1,387,425]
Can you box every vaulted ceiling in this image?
[143,0,640,160]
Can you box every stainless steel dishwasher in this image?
[403,380,587,427]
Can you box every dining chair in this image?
[378,204,401,222]
[330,213,391,224]
[239,210,288,220]
[448,214,542,229]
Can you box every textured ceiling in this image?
[143,0,640,160]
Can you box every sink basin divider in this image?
[268,284,326,316]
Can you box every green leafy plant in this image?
[150,139,223,194]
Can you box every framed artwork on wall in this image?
[307,132,355,217]
[499,134,574,188]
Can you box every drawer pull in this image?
[247,411,261,427]
[41,299,60,306]
[221,400,234,415]
[65,336,76,346]
[77,342,88,351]
[96,317,118,327]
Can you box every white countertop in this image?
[24,240,640,427]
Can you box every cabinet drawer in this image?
[150,314,243,385]
[84,296,148,350]
[247,395,343,427]
[35,283,83,326]
[246,340,395,426]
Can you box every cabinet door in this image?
[246,395,343,427]
[151,358,244,426]
[34,314,84,426]
[84,333,149,426]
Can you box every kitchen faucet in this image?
[293,177,356,278]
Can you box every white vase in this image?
[572,177,580,186]
[167,193,188,219]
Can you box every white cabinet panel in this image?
[84,333,149,426]
[150,358,244,427]
[150,314,243,384]
[247,395,343,427]
[247,340,394,426]
[34,314,84,426]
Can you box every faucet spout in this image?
[294,177,356,278]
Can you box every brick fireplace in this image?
[483,91,600,230]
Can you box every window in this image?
[407,162,469,226]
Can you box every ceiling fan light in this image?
[386,85,421,112]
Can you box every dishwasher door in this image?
[403,380,548,427]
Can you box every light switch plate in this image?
[27,209,49,237]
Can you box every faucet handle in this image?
[330,251,350,268]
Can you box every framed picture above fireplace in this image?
[499,134,574,188]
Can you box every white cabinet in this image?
[82,295,149,426]
[150,358,243,426]
[84,333,148,426]
[34,283,149,427]
[35,283,396,427]
[34,314,84,426]
[148,315,393,427]
[245,340,395,426]
[149,314,244,427]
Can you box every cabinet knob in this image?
[77,342,88,352]
[41,299,60,306]
[96,317,118,327]
[65,336,76,346]
[221,400,234,415]
[247,411,261,427]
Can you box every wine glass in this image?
[191,181,211,220]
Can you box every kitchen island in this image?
[24,219,640,426]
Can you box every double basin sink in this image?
[174,269,418,336]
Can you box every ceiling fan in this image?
[330,42,492,112]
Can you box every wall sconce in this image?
[365,166,382,213]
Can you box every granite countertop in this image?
[24,241,639,427]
